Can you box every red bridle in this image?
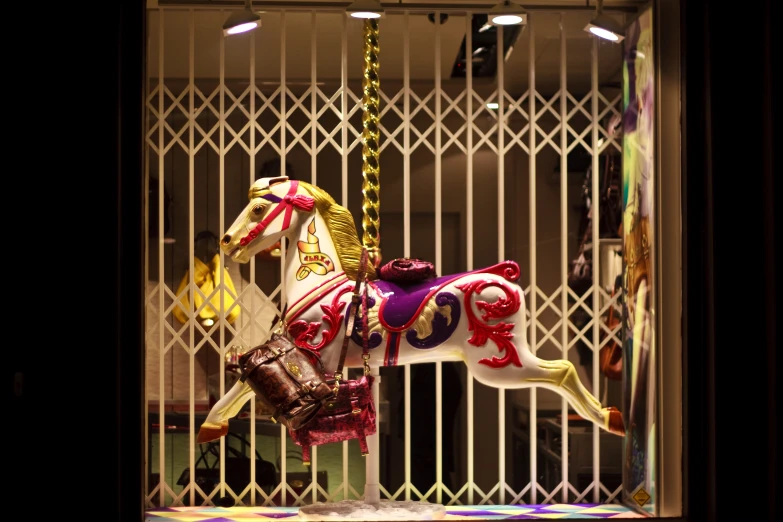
[238,180,315,247]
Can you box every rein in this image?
[239,180,315,247]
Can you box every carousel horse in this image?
[197,176,624,443]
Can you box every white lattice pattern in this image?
[144,7,625,509]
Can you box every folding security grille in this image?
[144,5,629,509]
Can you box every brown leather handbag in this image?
[238,334,335,430]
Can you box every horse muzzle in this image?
[220,233,246,262]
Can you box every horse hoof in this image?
[604,407,625,436]
[197,420,229,443]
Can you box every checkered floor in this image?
[145,504,645,520]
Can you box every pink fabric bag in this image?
[288,374,376,464]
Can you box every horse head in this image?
[220,176,315,264]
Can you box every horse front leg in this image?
[196,380,255,443]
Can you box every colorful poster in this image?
[621,6,656,515]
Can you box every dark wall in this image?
[10,1,776,520]
[104,0,146,519]
[681,0,777,521]
[9,0,146,518]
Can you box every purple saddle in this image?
[373,273,466,331]
[372,260,521,331]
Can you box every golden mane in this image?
[298,181,377,281]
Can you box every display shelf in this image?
[148,411,281,437]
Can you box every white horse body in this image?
[197,177,624,442]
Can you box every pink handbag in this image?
[289,374,376,464]
[287,249,377,465]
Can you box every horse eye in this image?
[252,205,264,215]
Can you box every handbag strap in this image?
[602,152,611,196]
[361,272,371,375]
[334,248,370,387]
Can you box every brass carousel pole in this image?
[361,18,382,269]
[360,17,383,507]
[355,14,444,517]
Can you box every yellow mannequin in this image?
[173,254,240,326]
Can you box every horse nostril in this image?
[221,234,231,245]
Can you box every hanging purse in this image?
[568,227,593,301]
[197,329,334,443]
[568,153,621,301]
[599,154,623,239]
[237,334,335,431]
[599,286,623,381]
[288,248,377,465]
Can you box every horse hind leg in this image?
[532,359,625,436]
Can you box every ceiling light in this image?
[346,0,384,19]
[584,0,625,42]
[223,0,261,36]
[486,102,499,110]
[488,1,528,26]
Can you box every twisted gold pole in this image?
[360,18,382,268]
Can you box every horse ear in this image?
[267,176,289,187]
[255,176,289,190]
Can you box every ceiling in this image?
[147,0,646,95]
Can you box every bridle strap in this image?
[239,180,315,247]
[334,248,370,383]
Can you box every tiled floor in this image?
[145,504,645,520]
